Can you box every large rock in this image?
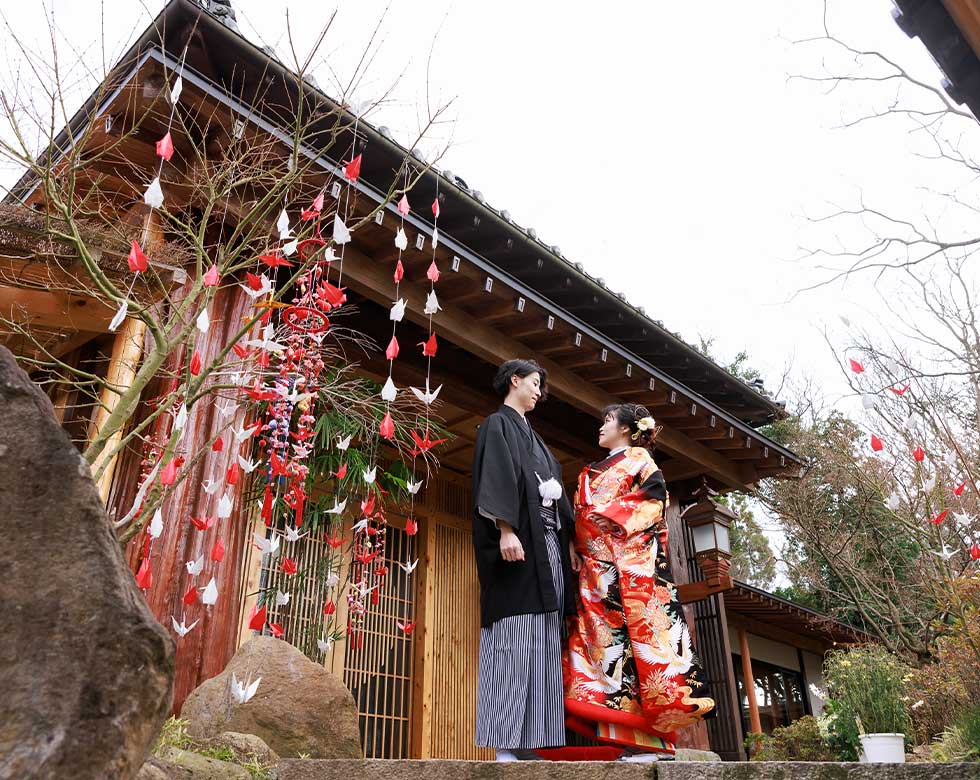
[181,636,361,759]
[0,346,175,779]
[155,748,249,780]
[213,731,279,766]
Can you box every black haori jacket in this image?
[471,405,576,627]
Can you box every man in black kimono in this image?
[471,358,578,760]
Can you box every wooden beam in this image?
[728,613,833,656]
[0,286,116,332]
[341,246,756,491]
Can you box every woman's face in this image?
[509,371,542,413]
[598,411,631,451]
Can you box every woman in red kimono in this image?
[563,403,715,759]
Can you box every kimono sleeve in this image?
[473,414,523,530]
[593,456,667,537]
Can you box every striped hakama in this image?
[475,505,565,749]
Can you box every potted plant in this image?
[823,646,910,762]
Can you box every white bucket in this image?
[858,733,905,763]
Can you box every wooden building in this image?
[0,0,867,761]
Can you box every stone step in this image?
[274,759,980,780]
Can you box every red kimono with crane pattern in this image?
[563,447,715,755]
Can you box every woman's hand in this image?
[498,521,525,562]
[569,541,582,573]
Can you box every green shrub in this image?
[748,716,836,761]
[932,705,980,762]
[823,645,911,760]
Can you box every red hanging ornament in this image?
[397,620,417,635]
[386,336,400,360]
[269,622,285,638]
[345,153,362,181]
[323,600,336,615]
[135,558,152,590]
[393,259,404,283]
[160,458,177,486]
[259,252,293,268]
[232,344,250,360]
[212,436,224,452]
[226,464,240,486]
[971,543,980,561]
[248,603,267,631]
[870,434,883,452]
[849,358,864,374]
[379,411,394,439]
[426,260,440,282]
[281,557,298,575]
[190,515,216,531]
[128,240,149,273]
[888,384,910,396]
[211,537,225,562]
[954,482,967,497]
[405,516,418,536]
[182,584,198,606]
[336,462,348,480]
[432,198,440,218]
[203,264,220,287]
[156,131,174,161]
[419,332,438,357]
[913,446,925,462]
[397,193,410,215]
[246,271,265,291]
[929,510,948,525]
[189,350,202,376]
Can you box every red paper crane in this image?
[281,557,298,575]
[336,462,348,480]
[393,259,404,283]
[211,537,225,562]
[971,543,980,561]
[849,358,864,374]
[379,411,394,439]
[345,153,362,181]
[269,623,285,638]
[410,429,446,453]
[405,516,418,536]
[318,282,347,309]
[156,132,174,161]
[203,264,220,286]
[128,241,149,273]
[870,434,883,452]
[426,260,440,282]
[913,446,925,463]
[190,515,216,531]
[397,620,417,635]
[954,482,967,497]
[160,458,178,486]
[182,584,198,606]
[929,510,948,525]
[245,272,266,291]
[226,464,240,486]
[323,600,337,615]
[302,193,325,220]
[432,198,440,218]
[259,252,293,268]
[212,436,224,452]
[419,332,438,357]
[189,350,202,376]
[397,194,410,215]
[386,336,400,360]
[325,535,345,549]
[135,558,152,590]
[888,384,910,396]
[248,603,267,631]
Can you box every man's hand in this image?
[498,521,525,562]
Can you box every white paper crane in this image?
[424,290,441,315]
[149,508,164,539]
[252,532,281,557]
[398,558,419,574]
[406,479,422,495]
[109,301,128,333]
[201,577,219,606]
[144,177,164,209]
[275,590,291,607]
[381,376,397,402]
[337,435,352,451]
[394,227,408,250]
[363,466,377,484]
[284,524,307,543]
[186,555,205,576]
[240,274,273,299]
[217,493,233,519]
[325,498,347,515]
[389,298,407,322]
[409,381,442,405]
[196,308,210,334]
[231,672,261,704]
[171,615,199,638]
[277,209,292,239]
[333,215,351,244]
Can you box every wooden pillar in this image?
[410,511,436,758]
[738,627,762,735]
[89,316,147,500]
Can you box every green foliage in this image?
[823,646,911,760]
[718,492,776,588]
[748,716,837,761]
[152,716,193,755]
[150,718,275,779]
[932,705,980,762]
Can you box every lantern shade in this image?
[684,483,735,557]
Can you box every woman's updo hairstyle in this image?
[492,358,549,400]
[603,402,661,454]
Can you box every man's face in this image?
[510,371,542,413]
